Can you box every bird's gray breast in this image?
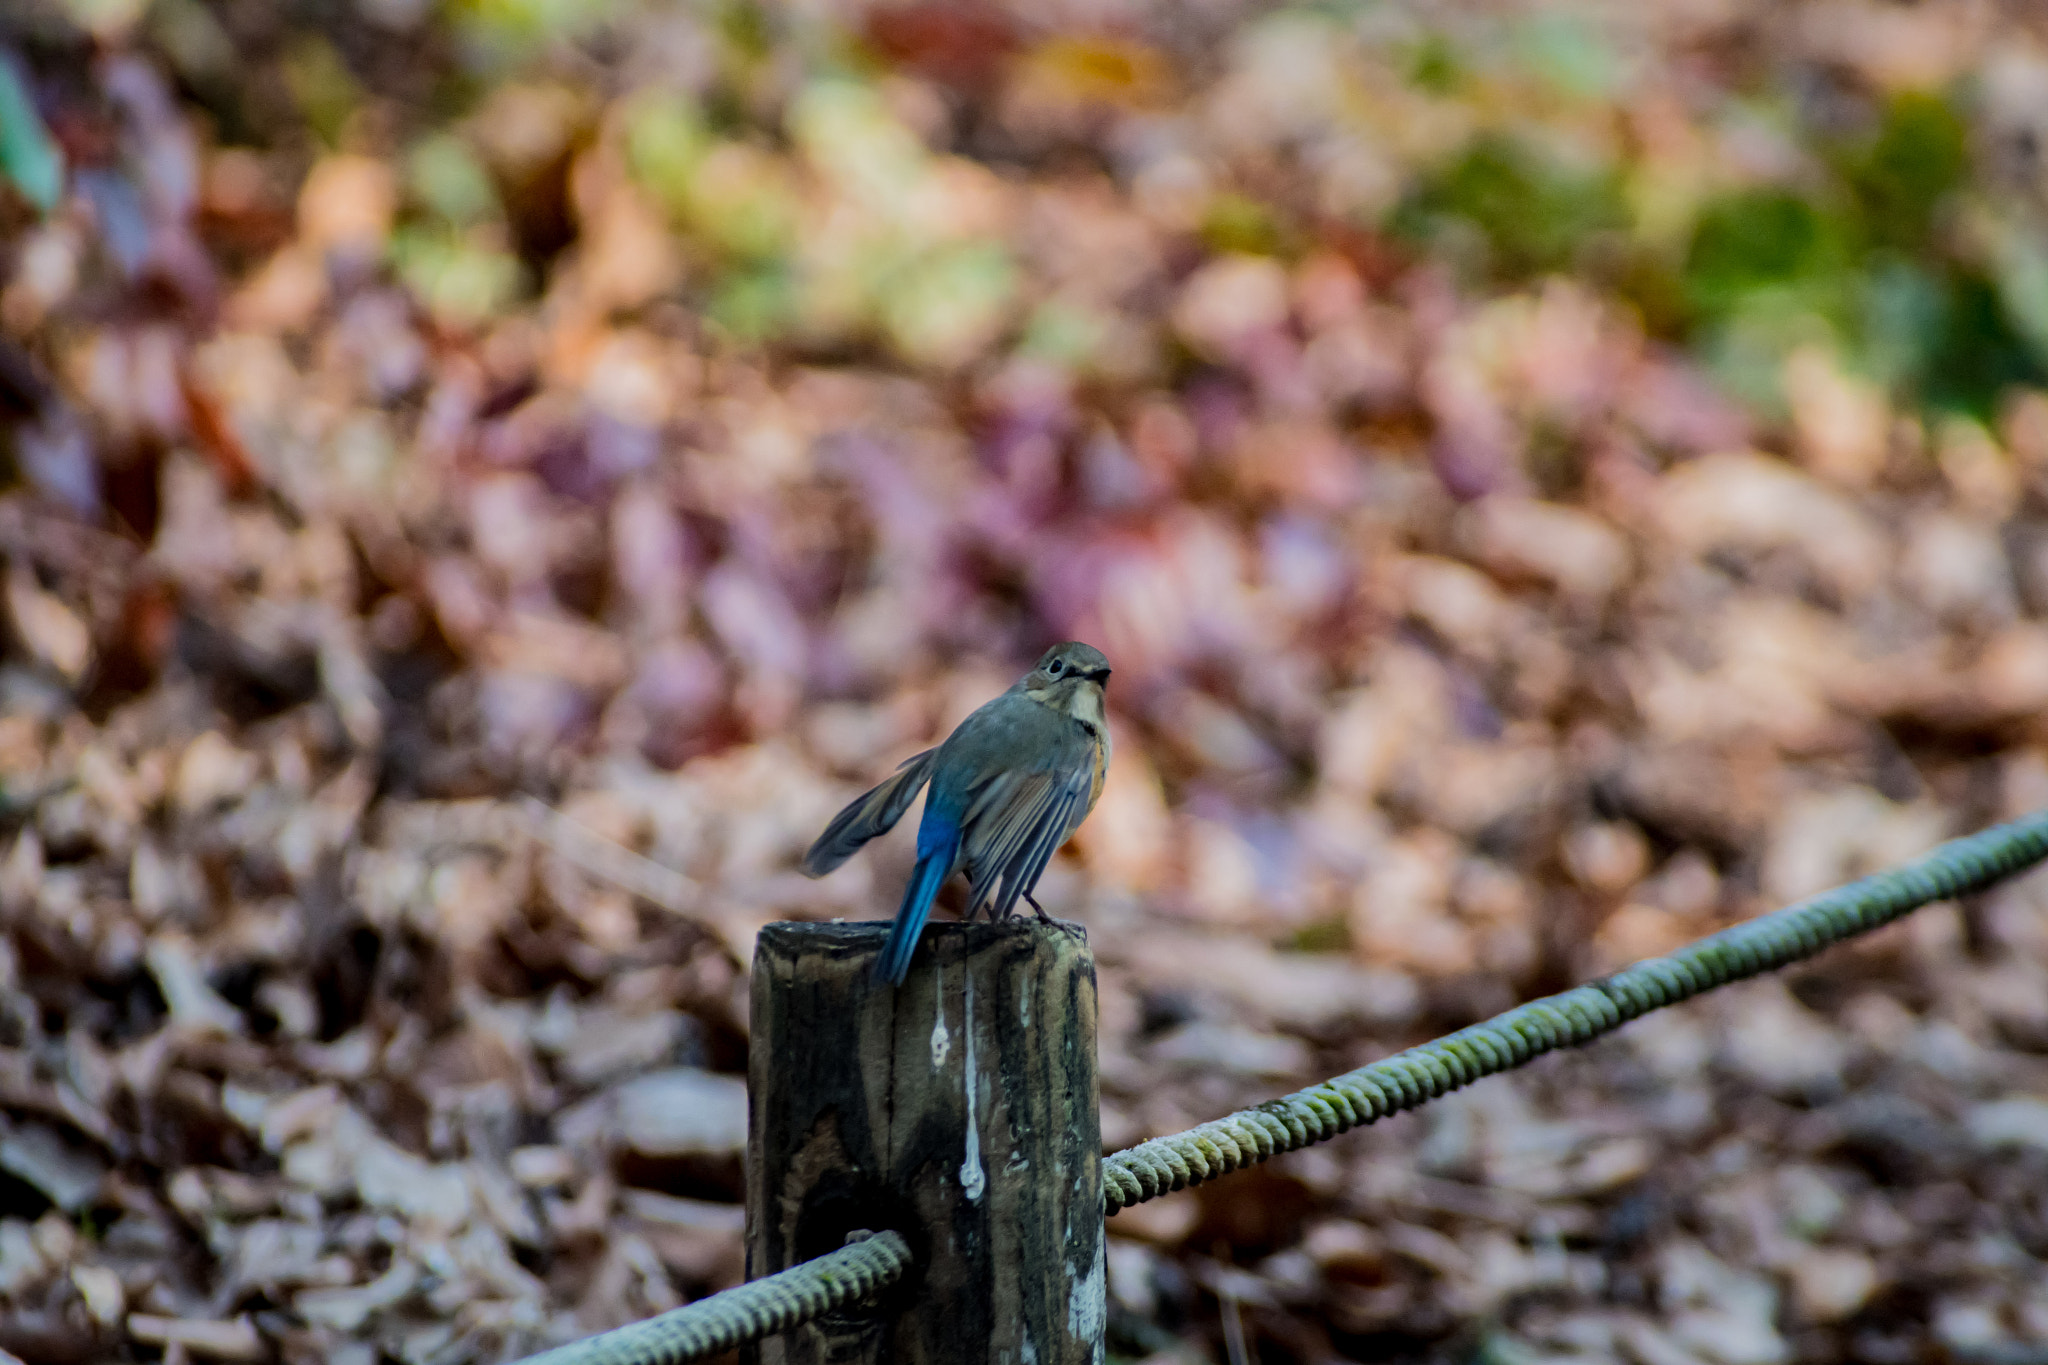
[934,691,1091,792]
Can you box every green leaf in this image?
[0,54,63,213]
[1398,133,1626,280]
[1683,187,1851,322]
[407,133,502,226]
[390,225,526,325]
[1856,256,1945,391]
[706,263,797,342]
[1200,192,1289,258]
[1404,32,1462,93]
[880,240,1017,367]
[1991,227,2048,369]
[1845,90,1968,251]
[624,93,710,218]
[282,36,361,149]
[1917,272,2045,417]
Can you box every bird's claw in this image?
[1023,892,1087,941]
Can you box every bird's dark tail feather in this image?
[874,847,952,985]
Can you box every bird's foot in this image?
[1024,893,1087,941]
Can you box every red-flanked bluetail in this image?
[801,642,1113,985]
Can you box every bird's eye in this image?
[1047,658,1065,676]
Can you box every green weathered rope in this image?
[1102,809,2048,1213]
[509,1231,911,1365]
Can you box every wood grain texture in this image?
[744,920,1103,1365]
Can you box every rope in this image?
[1102,809,2048,1213]
[508,1230,912,1365]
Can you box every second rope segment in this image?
[1102,808,2048,1211]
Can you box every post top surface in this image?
[754,918,1091,961]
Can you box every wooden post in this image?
[744,920,1104,1365]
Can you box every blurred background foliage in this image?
[11,1,2048,1362]
[9,0,2048,419]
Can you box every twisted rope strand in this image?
[1102,810,2048,1212]
[509,1230,911,1365]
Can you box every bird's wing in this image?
[799,748,939,877]
[957,729,1095,918]
[986,777,1085,921]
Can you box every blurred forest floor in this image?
[5,0,2048,1361]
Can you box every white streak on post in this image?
[930,963,951,1068]
[959,970,986,1202]
[1068,1225,1106,1363]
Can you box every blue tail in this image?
[875,831,957,986]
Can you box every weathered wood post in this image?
[744,920,1103,1365]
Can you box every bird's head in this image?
[1021,641,1112,715]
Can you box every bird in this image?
[801,641,1113,985]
